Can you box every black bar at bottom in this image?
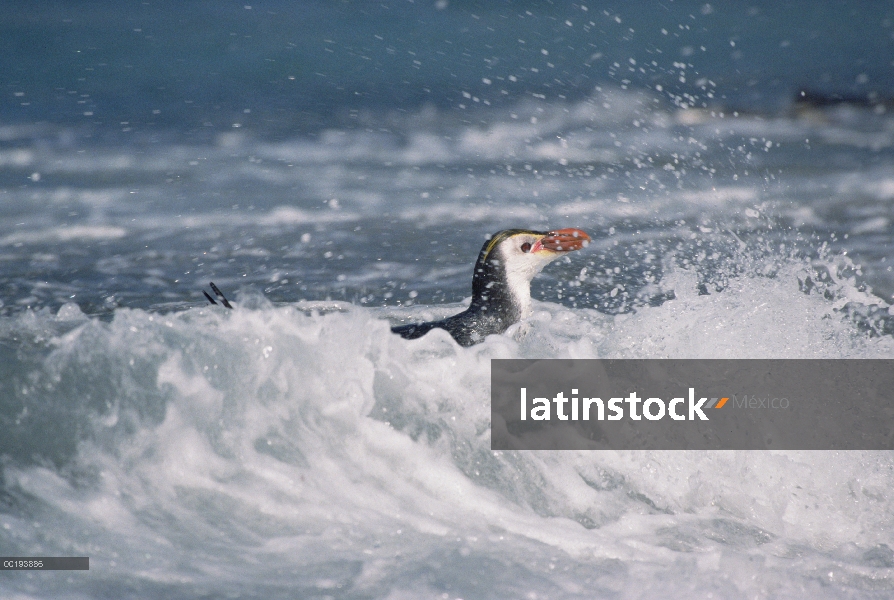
[1,557,89,570]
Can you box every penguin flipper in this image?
[210,282,233,308]
[391,315,479,346]
[204,282,233,309]
[391,321,440,340]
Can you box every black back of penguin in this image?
[392,229,546,346]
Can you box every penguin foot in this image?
[203,282,233,309]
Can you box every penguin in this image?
[391,228,590,346]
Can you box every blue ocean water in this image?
[2,2,894,598]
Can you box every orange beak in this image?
[534,228,590,253]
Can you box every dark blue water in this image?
[4,1,894,134]
[2,3,894,599]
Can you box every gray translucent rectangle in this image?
[491,360,894,450]
[0,557,89,570]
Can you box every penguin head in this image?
[471,228,590,317]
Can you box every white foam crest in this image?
[604,267,892,358]
[834,169,894,201]
[256,205,358,226]
[245,88,681,170]
[397,202,542,224]
[25,146,178,175]
[103,205,359,234]
[818,124,894,151]
[0,149,35,167]
[0,225,128,246]
[2,265,892,596]
[3,306,608,573]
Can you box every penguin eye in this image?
[520,242,532,253]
